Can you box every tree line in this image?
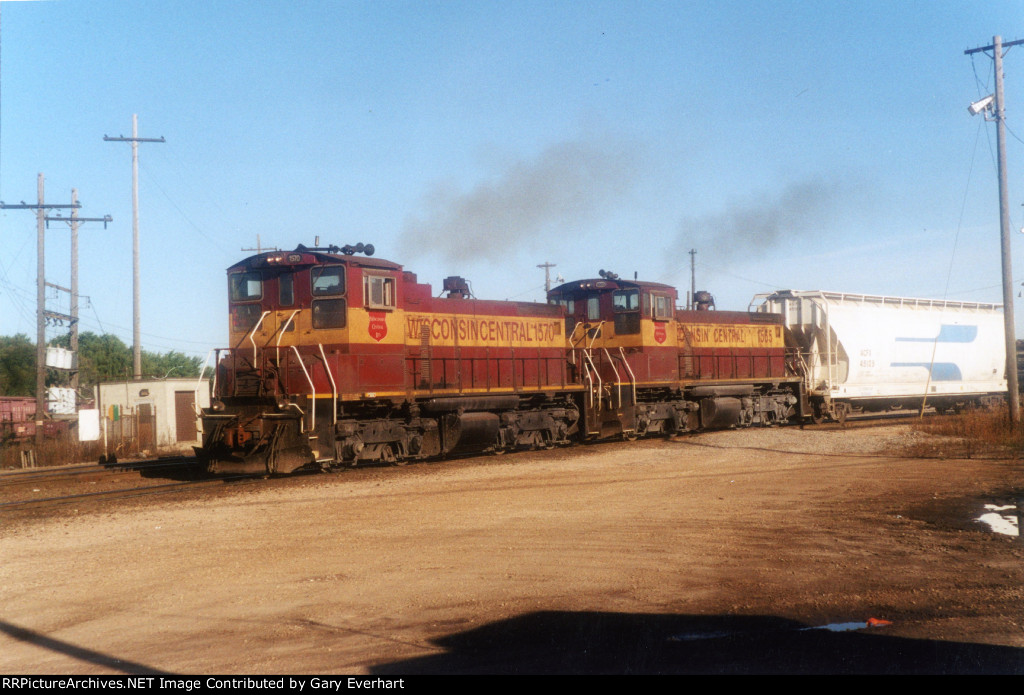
[0,332,203,397]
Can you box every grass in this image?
[1,435,105,469]
[904,409,1024,459]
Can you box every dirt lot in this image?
[1,423,1023,674]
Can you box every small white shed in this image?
[95,378,211,452]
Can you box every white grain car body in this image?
[753,290,1007,419]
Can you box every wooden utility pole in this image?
[0,174,80,446]
[104,115,165,379]
[688,249,697,310]
[45,190,112,395]
[965,36,1024,423]
[241,235,278,255]
[537,261,557,293]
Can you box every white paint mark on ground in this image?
[977,504,1020,537]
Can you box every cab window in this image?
[613,289,639,311]
[613,289,641,334]
[312,266,346,296]
[652,294,673,320]
[279,273,294,306]
[312,298,346,329]
[555,298,576,336]
[363,273,396,310]
[231,303,263,332]
[229,271,262,301]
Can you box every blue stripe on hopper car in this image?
[894,324,978,343]
[888,363,963,381]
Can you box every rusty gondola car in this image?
[197,245,806,474]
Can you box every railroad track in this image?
[0,475,261,513]
[0,455,265,514]
[0,456,195,483]
[0,412,935,515]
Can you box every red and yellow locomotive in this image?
[197,244,805,474]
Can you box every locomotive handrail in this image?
[290,346,315,435]
[276,309,301,364]
[586,321,606,350]
[582,349,602,412]
[602,348,622,408]
[193,350,216,417]
[567,322,586,354]
[583,362,594,412]
[243,311,272,368]
[318,343,338,426]
[618,346,637,405]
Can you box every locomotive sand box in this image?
[196,244,1007,475]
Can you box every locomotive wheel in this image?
[811,402,826,425]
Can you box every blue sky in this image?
[1,0,1023,361]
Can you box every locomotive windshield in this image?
[230,271,262,301]
[312,266,345,296]
[613,289,640,335]
[311,266,347,329]
[613,289,639,311]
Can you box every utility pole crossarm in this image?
[103,135,166,143]
[0,202,80,210]
[46,215,113,229]
[965,38,1024,55]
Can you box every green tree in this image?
[75,332,132,386]
[2,332,204,394]
[141,349,202,380]
[0,334,36,396]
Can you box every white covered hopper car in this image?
[753,290,1007,423]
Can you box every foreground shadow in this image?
[370,611,1024,675]
[0,619,170,674]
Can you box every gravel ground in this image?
[2,421,1023,674]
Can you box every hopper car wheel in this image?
[811,402,826,425]
[835,402,850,425]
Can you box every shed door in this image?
[138,403,155,449]
[175,391,197,442]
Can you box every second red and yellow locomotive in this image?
[198,244,804,474]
